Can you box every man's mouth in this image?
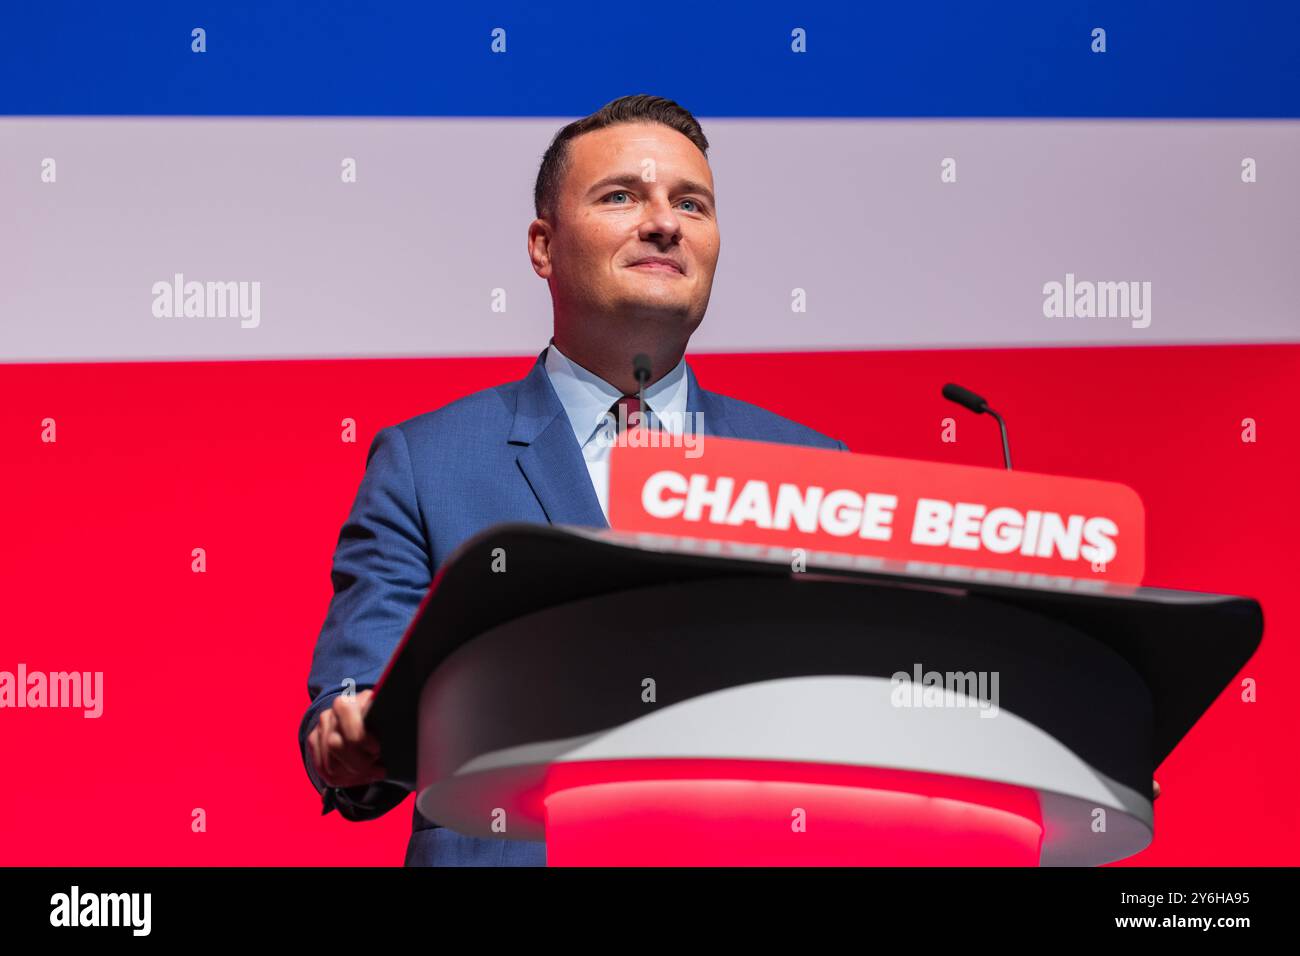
[627,257,685,275]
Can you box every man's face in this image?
[533,122,720,333]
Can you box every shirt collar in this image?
[544,339,689,447]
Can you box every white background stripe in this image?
[2,118,1296,362]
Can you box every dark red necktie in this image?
[609,394,649,432]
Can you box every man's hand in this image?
[306,689,385,789]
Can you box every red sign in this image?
[608,437,1145,585]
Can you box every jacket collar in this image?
[508,347,734,528]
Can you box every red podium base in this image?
[542,759,1044,866]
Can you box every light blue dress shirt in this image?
[543,340,688,521]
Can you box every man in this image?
[301,94,848,866]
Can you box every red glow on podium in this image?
[543,759,1044,866]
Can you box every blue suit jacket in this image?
[301,348,847,866]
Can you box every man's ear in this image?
[528,219,554,278]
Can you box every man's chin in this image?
[612,300,697,324]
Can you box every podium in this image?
[365,522,1262,866]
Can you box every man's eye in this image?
[679,199,701,213]
[604,191,632,204]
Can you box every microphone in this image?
[632,354,652,427]
[941,382,1013,470]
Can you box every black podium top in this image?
[366,523,1263,786]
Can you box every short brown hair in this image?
[533,94,710,223]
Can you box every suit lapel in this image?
[510,352,608,529]
[685,363,736,438]
[510,352,732,529]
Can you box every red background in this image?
[1,343,1295,865]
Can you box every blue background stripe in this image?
[2,1,1297,117]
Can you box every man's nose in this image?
[637,194,682,243]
